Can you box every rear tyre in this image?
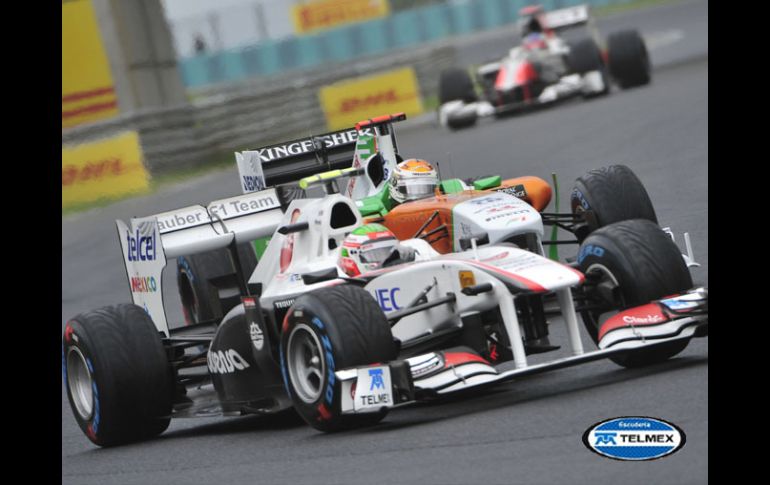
[607,29,651,88]
[570,164,657,242]
[63,304,174,447]
[577,220,692,368]
[177,242,258,324]
[280,285,396,432]
[567,37,610,97]
[438,68,478,105]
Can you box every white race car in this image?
[63,138,707,445]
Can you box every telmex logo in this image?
[583,417,686,461]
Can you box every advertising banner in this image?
[62,131,150,209]
[319,67,423,130]
[62,0,119,129]
[292,0,390,35]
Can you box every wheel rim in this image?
[66,346,94,420]
[286,324,326,404]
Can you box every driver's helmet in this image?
[338,223,399,277]
[389,159,439,204]
[517,5,545,38]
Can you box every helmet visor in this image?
[358,238,397,265]
[395,181,436,201]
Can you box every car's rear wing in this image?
[235,113,407,196]
[541,4,591,32]
[116,188,283,337]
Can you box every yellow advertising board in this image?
[62,0,119,129]
[319,67,424,131]
[292,0,390,35]
[62,131,150,209]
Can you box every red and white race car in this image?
[438,3,651,129]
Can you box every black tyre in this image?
[566,37,610,97]
[607,29,651,88]
[280,285,397,432]
[571,164,657,242]
[63,304,174,446]
[177,242,258,324]
[438,68,478,105]
[577,219,692,368]
[446,109,478,130]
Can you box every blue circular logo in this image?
[583,417,686,461]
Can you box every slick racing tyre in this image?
[177,242,258,324]
[566,37,610,97]
[607,29,651,88]
[570,164,657,242]
[280,285,397,432]
[577,219,693,368]
[63,304,174,447]
[438,68,479,105]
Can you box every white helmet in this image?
[389,159,439,204]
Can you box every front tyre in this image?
[607,29,651,88]
[571,164,657,242]
[577,220,693,368]
[280,285,396,432]
[63,304,174,446]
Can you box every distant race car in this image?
[438,4,651,129]
[62,116,707,446]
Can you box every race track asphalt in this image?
[61,1,708,483]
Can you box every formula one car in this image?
[176,113,696,326]
[177,113,554,324]
[63,120,707,446]
[438,4,651,129]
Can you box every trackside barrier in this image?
[178,0,634,88]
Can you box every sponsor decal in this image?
[126,225,157,262]
[354,365,393,411]
[241,175,265,193]
[130,275,157,293]
[157,209,209,233]
[571,187,590,210]
[577,244,604,264]
[208,194,279,218]
[375,287,401,312]
[495,184,528,198]
[458,270,476,288]
[320,67,424,131]
[255,128,372,163]
[485,208,530,222]
[292,0,390,35]
[583,417,686,461]
[207,349,251,374]
[622,314,665,325]
[660,297,699,311]
[274,298,296,310]
[599,303,669,341]
[310,316,337,405]
[250,322,264,351]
